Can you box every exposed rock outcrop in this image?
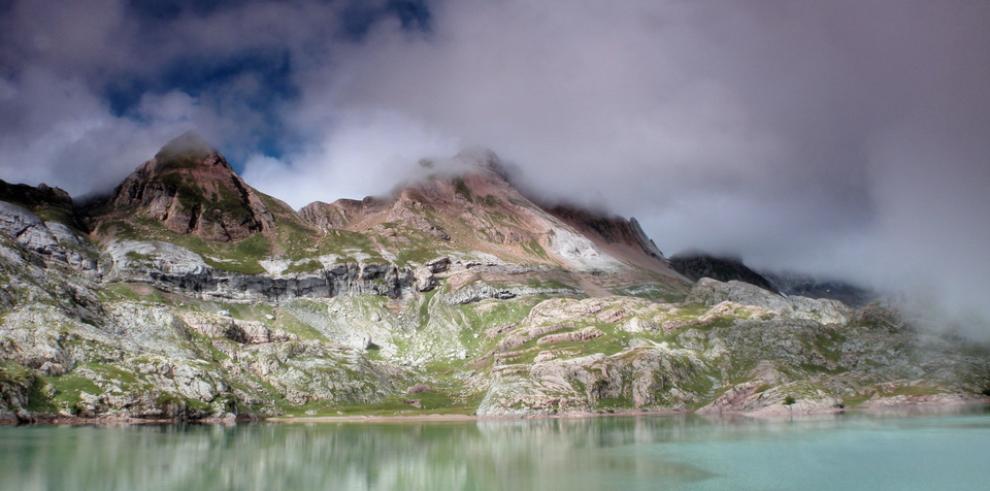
[300,197,383,231]
[102,240,417,301]
[0,201,96,270]
[1,139,987,423]
[181,312,294,344]
[90,132,283,242]
[687,278,850,324]
[439,281,579,305]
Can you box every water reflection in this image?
[1,408,988,491]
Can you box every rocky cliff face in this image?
[101,240,420,301]
[0,200,97,271]
[297,151,683,282]
[90,132,281,242]
[299,198,382,231]
[1,139,988,423]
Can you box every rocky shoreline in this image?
[5,397,987,426]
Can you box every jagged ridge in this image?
[89,132,281,242]
[1,135,987,423]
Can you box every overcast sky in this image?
[1,0,989,330]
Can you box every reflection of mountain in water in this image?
[4,412,989,490]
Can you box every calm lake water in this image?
[2,409,989,491]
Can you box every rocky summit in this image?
[85,132,284,243]
[1,136,988,423]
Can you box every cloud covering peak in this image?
[1,0,989,331]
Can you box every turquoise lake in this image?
[2,409,989,490]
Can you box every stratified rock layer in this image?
[1,140,988,422]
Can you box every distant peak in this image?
[146,131,233,176]
[453,146,499,167]
[453,146,512,181]
[669,253,778,293]
[156,131,215,160]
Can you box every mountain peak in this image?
[144,131,231,177]
[297,149,681,283]
[452,146,506,172]
[91,135,279,242]
[156,131,215,160]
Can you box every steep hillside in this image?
[299,150,666,270]
[1,138,988,423]
[83,134,357,275]
[299,150,688,298]
[89,132,282,242]
[0,180,79,228]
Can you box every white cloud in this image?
[2,0,990,331]
[244,109,459,205]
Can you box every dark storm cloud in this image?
[1,0,989,331]
[0,0,421,192]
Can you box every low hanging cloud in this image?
[0,67,204,195]
[242,0,990,329]
[1,0,989,330]
[0,0,349,195]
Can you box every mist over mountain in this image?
[2,135,988,423]
[0,0,988,333]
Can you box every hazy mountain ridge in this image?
[670,252,877,307]
[670,253,778,293]
[0,136,987,423]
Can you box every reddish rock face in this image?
[295,150,680,282]
[99,133,278,242]
[299,197,385,231]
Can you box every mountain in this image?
[762,271,876,307]
[87,132,286,242]
[0,180,78,228]
[670,252,779,293]
[299,150,683,287]
[668,252,875,306]
[1,137,987,423]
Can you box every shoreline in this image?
[4,397,987,426]
[267,407,687,424]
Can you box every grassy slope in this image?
[7,285,989,419]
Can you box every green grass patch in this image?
[98,282,170,303]
[521,239,550,260]
[612,284,686,302]
[395,245,443,266]
[285,259,323,274]
[526,278,576,290]
[115,216,270,274]
[594,395,634,410]
[274,311,328,341]
[46,373,101,410]
[125,251,154,262]
[418,289,438,329]
[314,229,383,262]
[452,297,545,354]
[812,330,846,363]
